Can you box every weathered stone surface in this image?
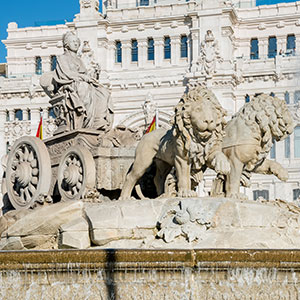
[0,236,25,250]
[91,228,133,246]
[60,217,89,232]
[21,235,53,249]
[86,198,177,246]
[59,217,90,249]
[7,201,83,238]
[0,209,31,236]
[59,231,90,249]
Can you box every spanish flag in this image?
[145,116,156,134]
[36,117,43,140]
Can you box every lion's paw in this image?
[277,168,288,182]
[177,189,197,198]
[212,152,231,175]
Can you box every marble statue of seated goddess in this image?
[40,31,113,131]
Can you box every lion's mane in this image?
[172,86,227,180]
[235,94,294,172]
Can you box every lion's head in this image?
[236,94,294,170]
[173,86,227,153]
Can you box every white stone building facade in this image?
[1,0,300,201]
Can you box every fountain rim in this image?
[0,249,300,272]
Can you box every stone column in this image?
[108,42,116,70]
[122,40,131,70]
[190,30,199,71]
[295,34,300,55]
[9,110,14,122]
[30,108,41,134]
[138,39,147,69]
[259,38,268,59]
[23,109,28,121]
[42,56,51,73]
[171,36,180,66]
[25,57,36,75]
[154,38,164,67]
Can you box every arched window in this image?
[245,94,250,103]
[131,39,138,62]
[294,126,300,158]
[35,56,42,75]
[268,36,277,58]
[147,38,154,61]
[286,34,295,56]
[6,111,9,122]
[253,190,269,201]
[164,36,171,60]
[250,38,259,59]
[284,91,290,104]
[180,35,188,58]
[15,109,23,121]
[115,41,122,63]
[51,55,57,71]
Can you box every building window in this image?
[164,36,171,60]
[270,140,276,159]
[50,55,57,71]
[15,109,23,121]
[115,41,122,63]
[294,91,300,104]
[6,111,9,122]
[294,126,300,158]
[27,109,31,121]
[131,39,138,62]
[294,189,300,201]
[286,34,295,56]
[180,35,188,58]
[270,92,275,97]
[253,190,269,201]
[250,38,259,59]
[139,0,149,5]
[245,94,250,103]
[285,135,290,158]
[148,38,154,61]
[268,36,277,58]
[35,56,42,75]
[284,91,290,104]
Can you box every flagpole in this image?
[155,107,159,129]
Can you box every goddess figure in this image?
[41,31,113,131]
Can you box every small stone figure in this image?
[211,94,294,198]
[197,30,223,76]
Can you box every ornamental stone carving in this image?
[142,93,156,126]
[197,30,223,76]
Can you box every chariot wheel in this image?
[58,145,96,201]
[6,136,52,210]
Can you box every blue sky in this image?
[0,0,297,63]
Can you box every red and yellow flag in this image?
[145,116,156,134]
[36,117,43,140]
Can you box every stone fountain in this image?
[0,32,299,298]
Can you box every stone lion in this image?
[211,94,294,198]
[120,87,231,199]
